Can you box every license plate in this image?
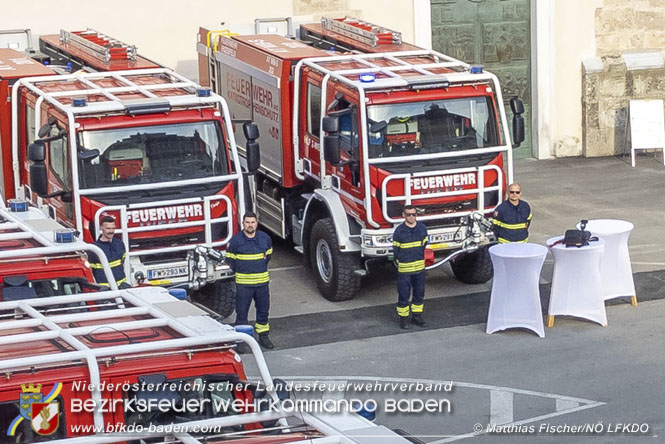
[429,232,460,243]
[148,266,188,280]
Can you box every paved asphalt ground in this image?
[238,154,665,443]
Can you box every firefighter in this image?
[89,215,129,288]
[226,212,274,349]
[392,205,429,329]
[492,183,532,243]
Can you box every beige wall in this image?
[550,0,604,157]
[2,1,415,81]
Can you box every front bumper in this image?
[360,226,478,258]
[128,256,234,286]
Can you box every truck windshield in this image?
[366,96,499,159]
[78,121,228,189]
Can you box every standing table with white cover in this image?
[487,243,548,337]
[547,237,607,327]
[579,219,637,306]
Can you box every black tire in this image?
[449,246,493,284]
[192,279,236,318]
[309,218,361,301]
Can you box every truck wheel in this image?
[192,279,236,318]
[449,246,493,284]
[309,218,361,301]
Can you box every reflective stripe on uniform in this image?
[231,253,266,260]
[227,249,271,261]
[493,220,528,230]
[396,305,410,317]
[411,303,424,313]
[397,259,425,273]
[255,323,270,333]
[89,259,123,269]
[393,238,427,249]
[235,271,270,285]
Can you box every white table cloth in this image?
[547,236,607,327]
[579,219,637,304]
[487,243,548,337]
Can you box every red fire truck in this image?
[0,286,415,444]
[0,196,118,298]
[197,18,525,301]
[0,29,261,316]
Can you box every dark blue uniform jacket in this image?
[226,231,273,286]
[89,237,127,286]
[492,200,532,243]
[392,222,428,274]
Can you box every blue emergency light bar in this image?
[54,229,76,243]
[359,73,376,83]
[8,199,28,212]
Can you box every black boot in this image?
[235,342,249,354]
[399,316,410,330]
[258,332,274,349]
[412,314,427,327]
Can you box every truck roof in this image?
[16,68,224,117]
[295,49,498,94]
[39,29,161,72]
[220,34,492,94]
[230,34,328,61]
[0,286,274,390]
[0,48,55,80]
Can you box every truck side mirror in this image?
[510,97,525,148]
[322,116,339,133]
[243,122,261,173]
[246,140,261,172]
[510,97,525,115]
[30,163,48,196]
[28,142,46,162]
[243,122,260,141]
[512,114,525,148]
[322,116,341,165]
[324,134,341,165]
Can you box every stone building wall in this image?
[582,0,665,157]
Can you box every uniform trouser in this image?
[396,271,425,317]
[235,283,270,333]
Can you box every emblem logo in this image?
[7,382,62,437]
[31,402,60,435]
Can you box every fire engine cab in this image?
[197,17,525,301]
[0,29,261,316]
[0,196,118,300]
